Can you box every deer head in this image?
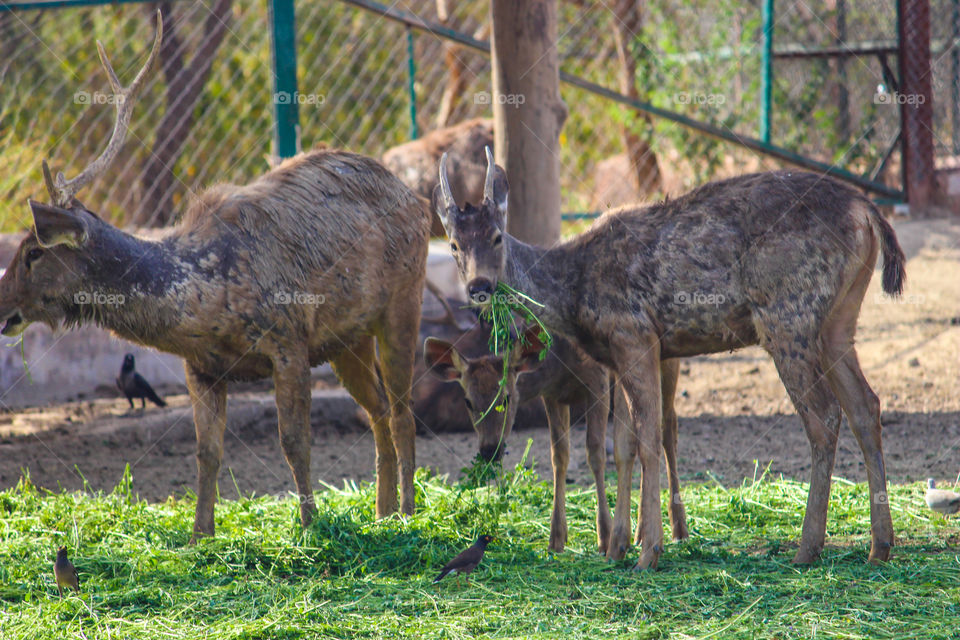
[433,146,509,305]
[424,326,544,461]
[0,12,162,337]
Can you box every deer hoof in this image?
[868,541,892,564]
[634,545,661,571]
[791,547,821,565]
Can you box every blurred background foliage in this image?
[1,0,951,231]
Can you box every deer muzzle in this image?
[467,278,494,305]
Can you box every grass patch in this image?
[1,462,958,639]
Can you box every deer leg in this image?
[608,381,637,561]
[331,336,397,517]
[621,349,664,571]
[660,358,687,541]
[273,351,316,529]
[584,374,613,554]
[821,267,894,563]
[633,358,686,545]
[824,346,892,563]
[609,340,663,569]
[185,363,227,542]
[544,398,570,552]
[376,298,422,516]
[765,336,842,564]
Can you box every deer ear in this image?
[512,326,548,373]
[488,165,508,216]
[29,200,88,248]
[482,146,508,228]
[424,337,466,381]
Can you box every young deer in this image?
[424,327,689,554]
[435,148,904,570]
[0,13,430,540]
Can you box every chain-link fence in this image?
[932,0,960,165]
[0,0,951,233]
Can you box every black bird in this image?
[54,546,80,597]
[116,353,166,411]
[434,534,493,585]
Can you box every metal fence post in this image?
[897,0,935,210]
[270,0,299,159]
[760,0,774,143]
[406,26,419,140]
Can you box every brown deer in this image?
[435,148,904,570]
[382,118,493,236]
[411,281,549,435]
[424,326,688,553]
[0,13,430,540]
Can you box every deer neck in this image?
[69,225,185,344]
[501,235,579,334]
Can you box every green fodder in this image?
[470,282,554,427]
[1,465,958,639]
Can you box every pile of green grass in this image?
[1,460,958,639]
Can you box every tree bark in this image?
[490,0,566,246]
[897,0,936,212]
[611,0,661,197]
[134,0,233,227]
[435,21,489,129]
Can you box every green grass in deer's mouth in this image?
[467,282,554,424]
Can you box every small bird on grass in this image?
[54,546,80,597]
[925,478,960,515]
[434,534,493,586]
[116,353,166,413]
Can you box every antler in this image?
[43,9,164,207]
[437,151,457,212]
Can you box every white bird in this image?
[925,478,960,515]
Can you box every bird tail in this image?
[433,569,450,584]
[147,388,166,407]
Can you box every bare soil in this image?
[0,219,958,503]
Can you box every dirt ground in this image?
[0,219,958,503]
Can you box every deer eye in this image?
[464,398,475,412]
[449,242,459,253]
[492,234,502,246]
[25,248,43,266]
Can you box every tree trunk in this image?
[133,0,233,227]
[611,0,661,197]
[490,0,566,246]
[897,0,936,212]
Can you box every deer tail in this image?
[867,201,905,296]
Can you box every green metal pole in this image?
[270,0,299,159]
[406,27,419,140]
[760,0,774,143]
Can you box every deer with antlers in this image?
[436,148,904,570]
[0,12,431,540]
